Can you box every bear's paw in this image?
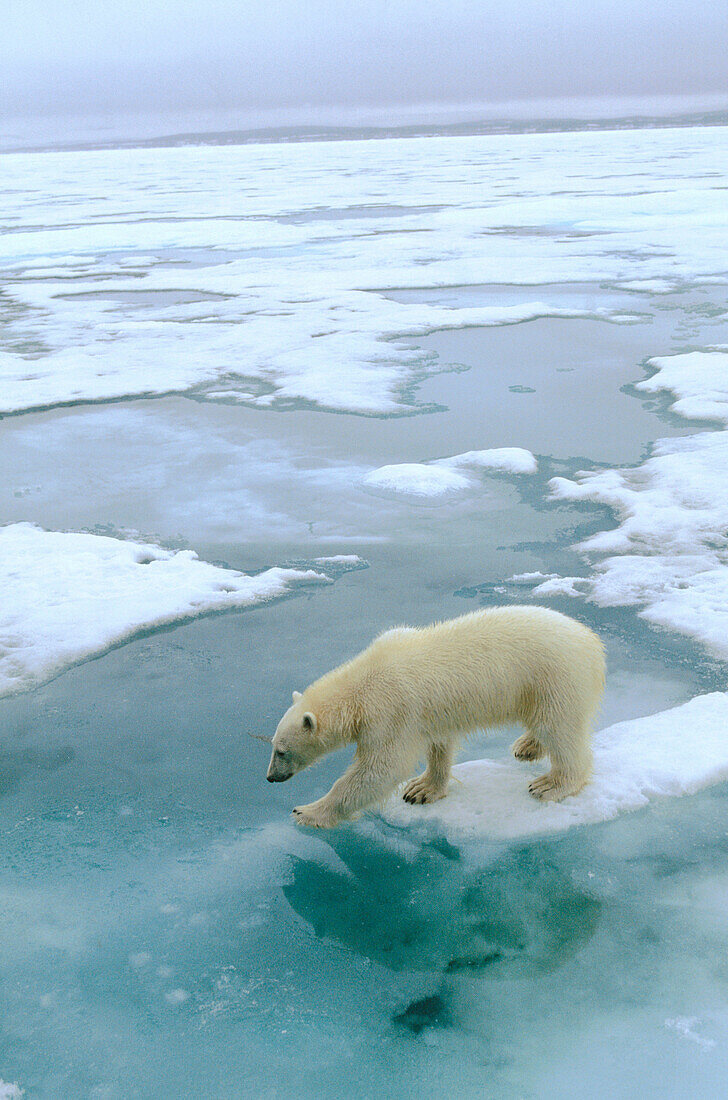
[402,775,448,805]
[292,802,341,828]
[511,733,545,762]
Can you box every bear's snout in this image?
[267,751,294,783]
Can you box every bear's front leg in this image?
[292,749,411,828]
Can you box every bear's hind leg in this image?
[527,724,592,802]
[403,742,453,805]
[511,730,545,762]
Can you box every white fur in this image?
[268,606,605,828]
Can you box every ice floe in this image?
[363,463,472,500]
[382,693,728,840]
[618,279,680,294]
[363,447,537,500]
[0,523,333,698]
[439,448,538,475]
[0,293,623,418]
[530,350,728,658]
[637,350,728,424]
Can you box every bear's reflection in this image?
[282,827,601,977]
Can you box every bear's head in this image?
[267,690,322,782]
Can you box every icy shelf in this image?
[381,693,728,839]
[3,125,726,417]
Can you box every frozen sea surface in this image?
[1,126,726,417]
[1,123,728,1098]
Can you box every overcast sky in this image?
[2,0,727,123]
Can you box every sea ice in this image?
[0,523,330,698]
[638,350,728,423]
[2,122,728,1098]
[619,279,680,294]
[2,126,726,417]
[437,447,538,475]
[0,293,625,418]
[382,693,728,840]
[312,555,367,565]
[530,351,728,658]
[362,464,472,500]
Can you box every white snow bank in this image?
[0,523,329,698]
[381,694,728,840]
[362,447,537,500]
[526,351,728,659]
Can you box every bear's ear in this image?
[302,712,317,733]
[292,690,302,703]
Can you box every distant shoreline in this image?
[3,105,728,156]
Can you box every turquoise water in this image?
[3,273,728,1096]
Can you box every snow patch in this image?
[312,555,366,565]
[363,463,472,500]
[363,447,537,500]
[438,447,538,475]
[0,523,329,699]
[619,279,679,294]
[637,350,728,425]
[509,571,560,586]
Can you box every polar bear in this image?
[267,605,605,828]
